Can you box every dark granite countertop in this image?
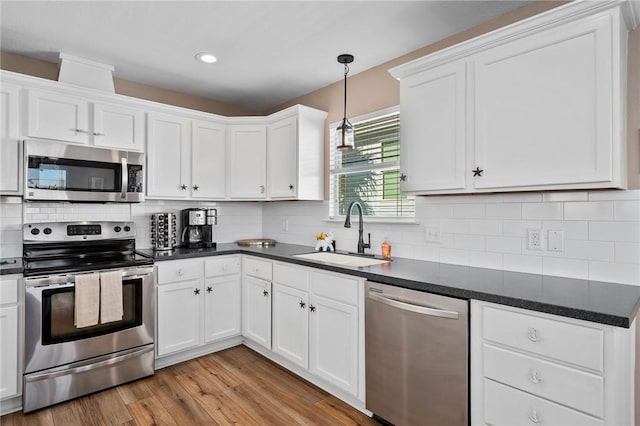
[139,243,640,328]
[0,257,22,276]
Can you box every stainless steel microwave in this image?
[24,140,144,203]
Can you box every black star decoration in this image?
[472,167,483,177]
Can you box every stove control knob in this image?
[43,227,52,235]
[30,228,40,235]
[114,226,122,232]
[124,225,131,232]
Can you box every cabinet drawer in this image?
[0,278,19,305]
[309,271,358,305]
[484,378,603,426]
[243,257,272,281]
[205,256,241,277]
[273,263,308,292]
[484,344,603,418]
[482,305,603,371]
[157,260,202,284]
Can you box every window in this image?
[329,108,414,218]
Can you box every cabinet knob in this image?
[180,184,187,191]
[194,288,201,295]
[528,409,542,424]
[263,290,269,297]
[193,185,199,191]
[259,185,265,194]
[309,305,316,313]
[400,173,407,182]
[206,286,213,293]
[472,167,483,177]
[527,327,541,342]
[299,300,306,309]
[93,132,105,136]
[289,184,294,191]
[528,369,543,384]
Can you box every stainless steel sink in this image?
[293,252,389,267]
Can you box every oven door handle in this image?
[121,157,128,200]
[24,345,154,382]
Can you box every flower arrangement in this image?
[315,232,335,252]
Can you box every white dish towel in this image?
[100,270,124,324]
[74,273,100,328]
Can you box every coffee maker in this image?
[180,208,217,249]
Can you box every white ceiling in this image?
[1,1,530,111]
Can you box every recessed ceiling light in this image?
[195,52,217,64]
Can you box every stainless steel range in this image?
[22,221,155,412]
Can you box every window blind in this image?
[329,111,415,218]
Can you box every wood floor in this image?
[1,345,378,426]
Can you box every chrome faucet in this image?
[344,201,371,254]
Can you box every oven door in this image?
[24,266,154,374]
[23,139,144,203]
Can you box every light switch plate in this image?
[548,230,564,252]
[425,225,441,243]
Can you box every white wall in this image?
[263,189,640,286]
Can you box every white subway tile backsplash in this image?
[468,219,502,236]
[503,254,542,274]
[503,193,543,203]
[453,234,485,251]
[615,242,640,264]
[485,203,522,220]
[589,261,639,286]
[542,257,589,280]
[589,222,640,242]
[614,200,640,221]
[469,251,503,270]
[453,204,485,219]
[439,248,470,266]
[564,201,614,221]
[522,203,563,220]
[588,189,640,201]
[542,220,588,240]
[542,191,588,202]
[564,240,615,262]
[441,219,470,234]
[486,236,522,254]
[502,220,543,237]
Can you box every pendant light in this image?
[336,54,355,152]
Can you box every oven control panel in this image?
[23,221,136,242]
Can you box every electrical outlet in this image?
[527,228,542,250]
[547,230,564,252]
[425,225,441,243]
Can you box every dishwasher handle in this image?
[368,291,459,319]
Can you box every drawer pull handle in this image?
[528,369,542,384]
[528,409,542,424]
[527,327,541,342]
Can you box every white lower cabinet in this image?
[242,257,273,349]
[0,275,21,404]
[156,256,241,358]
[471,300,635,426]
[270,262,362,399]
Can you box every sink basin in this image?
[293,252,389,268]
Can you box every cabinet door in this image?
[228,125,267,199]
[0,82,21,194]
[400,61,466,193]
[204,275,241,343]
[309,293,358,396]
[92,102,144,151]
[157,280,202,356]
[191,119,226,199]
[242,275,271,348]
[0,306,18,399]
[267,117,297,199]
[272,283,308,369]
[27,88,90,144]
[474,13,615,190]
[147,112,191,198]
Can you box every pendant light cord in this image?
[343,63,349,126]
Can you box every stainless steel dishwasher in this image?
[365,281,468,426]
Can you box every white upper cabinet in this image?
[0,82,22,194]
[92,102,144,151]
[390,2,632,194]
[399,61,467,193]
[228,125,267,199]
[266,106,327,200]
[191,119,226,199]
[146,112,191,198]
[27,88,144,150]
